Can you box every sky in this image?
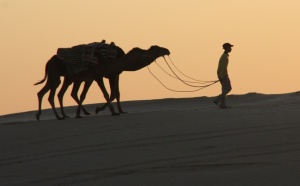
[1,0,299,116]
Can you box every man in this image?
[213,43,233,108]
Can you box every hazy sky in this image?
[1,0,299,115]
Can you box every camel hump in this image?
[131,47,142,52]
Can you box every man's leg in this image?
[220,76,232,107]
[213,80,224,106]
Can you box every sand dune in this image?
[0,92,300,186]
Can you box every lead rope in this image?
[162,56,219,88]
[154,60,209,84]
[154,57,218,85]
[146,63,211,92]
[146,56,219,92]
[167,55,218,83]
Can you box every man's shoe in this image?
[220,105,231,109]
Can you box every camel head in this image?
[120,45,171,72]
[149,45,170,58]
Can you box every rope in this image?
[162,57,218,88]
[146,56,219,92]
[168,56,217,83]
[154,61,209,84]
[146,65,214,92]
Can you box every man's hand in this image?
[218,77,224,82]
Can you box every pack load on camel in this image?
[56,40,118,77]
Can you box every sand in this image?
[0,92,300,186]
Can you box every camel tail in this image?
[34,63,48,86]
[34,72,47,85]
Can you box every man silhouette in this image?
[213,43,233,108]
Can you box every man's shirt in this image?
[217,53,229,79]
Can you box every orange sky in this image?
[1,0,299,116]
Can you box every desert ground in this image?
[1,92,300,186]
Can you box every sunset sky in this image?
[1,0,299,116]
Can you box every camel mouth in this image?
[161,48,170,56]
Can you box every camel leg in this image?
[115,75,127,114]
[36,55,64,120]
[95,78,119,116]
[95,100,109,113]
[95,76,126,114]
[36,84,51,120]
[75,81,92,118]
[95,77,116,113]
[48,88,64,120]
[46,75,64,120]
[71,81,91,116]
[58,78,72,118]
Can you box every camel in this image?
[34,43,125,120]
[80,45,170,116]
[35,45,170,120]
[56,44,126,118]
[95,45,171,114]
[58,45,170,118]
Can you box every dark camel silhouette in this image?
[34,45,170,120]
[34,43,125,120]
[95,45,171,114]
[56,44,126,119]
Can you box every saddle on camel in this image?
[56,40,118,77]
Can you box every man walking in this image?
[213,43,233,108]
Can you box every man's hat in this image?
[222,43,234,49]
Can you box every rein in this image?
[146,56,219,92]
[167,56,218,83]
